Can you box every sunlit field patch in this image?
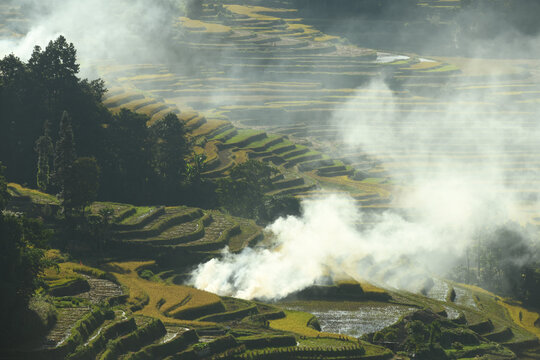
[269,310,322,337]
[104,261,221,325]
[7,183,59,205]
[179,17,231,34]
[224,5,296,22]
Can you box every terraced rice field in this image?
[40,262,125,348]
[106,202,262,264]
[44,307,92,347]
[77,275,124,304]
[4,3,540,358]
[87,1,540,224]
[104,261,223,323]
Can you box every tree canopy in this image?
[0,37,194,207]
[0,36,107,186]
[0,166,51,344]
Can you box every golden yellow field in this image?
[41,257,107,287]
[179,17,232,33]
[8,182,59,205]
[224,5,295,21]
[192,119,230,137]
[269,310,322,337]
[500,300,540,339]
[270,310,357,341]
[104,261,221,326]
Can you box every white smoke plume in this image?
[3,1,538,299]
[192,75,539,300]
[191,177,518,300]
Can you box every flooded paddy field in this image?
[454,286,478,309]
[280,300,415,337]
[426,278,450,302]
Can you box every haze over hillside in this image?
[2,0,540,297]
[1,2,540,359]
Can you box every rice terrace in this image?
[1,0,540,359]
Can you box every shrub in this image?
[192,343,208,351]
[447,287,456,302]
[373,331,384,342]
[307,316,321,331]
[139,269,155,280]
[384,328,399,342]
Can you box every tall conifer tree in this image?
[34,120,53,191]
[53,111,76,213]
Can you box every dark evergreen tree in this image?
[0,36,108,185]
[34,120,54,191]
[28,35,79,117]
[230,159,278,191]
[100,109,153,203]
[217,177,262,218]
[67,157,100,215]
[217,160,279,218]
[186,153,206,184]
[150,112,190,201]
[0,53,44,184]
[53,111,76,213]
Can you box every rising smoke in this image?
[2,1,538,299]
[191,63,540,300]
[191,176,526,300]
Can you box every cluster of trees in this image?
[0,36,194,212]
[0,164,52,345]
[0,36,106,187]
[451,224,540,305]
[0,35,299,223]
[216,160,300,222]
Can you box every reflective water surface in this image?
[282,301,415,337]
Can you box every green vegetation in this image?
[1,2,540,359]
[269,310,322,337]
[224,129,266,145]
[126,329,198,360]
[217,159,300,222]
[0,166,53,345]
[100,318,166,360]
[68,317,137,360]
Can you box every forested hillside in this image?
[0,0,540,359]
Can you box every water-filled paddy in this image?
[454,286,477,309]
[426,278,450,301]
[281,301,415,337]
[444,305,461,320]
